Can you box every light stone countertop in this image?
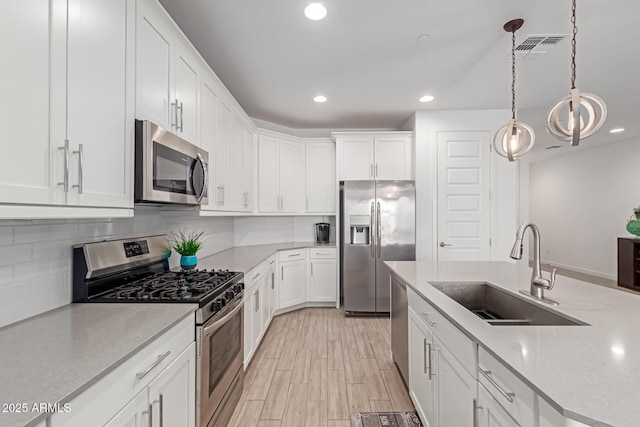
[197,241,336,273]
[0,303,196,427]
[385,260,640,427]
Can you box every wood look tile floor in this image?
[228,308,415,427]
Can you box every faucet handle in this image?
[548,268,557,290]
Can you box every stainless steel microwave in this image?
[135,120,208,205]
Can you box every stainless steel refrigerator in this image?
[341,181,415,314]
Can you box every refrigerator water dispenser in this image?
[349,215,370,245]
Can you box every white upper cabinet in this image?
[66,0,134,209]
[258,135,304,213]
[230,115,245,210]
[0,0,134,217]
[215,100,232,208]
[335,132,413,181]
[241,128,254,211]
[305,142,336,213]
[136,0,200,145]
[199,80,218,209]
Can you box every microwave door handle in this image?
[195,153,208,203]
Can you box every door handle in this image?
[375,163,378,177]
[178,101,184,132]
[370,201,375,258]
[376,202,381,258]
[370,163,373,178]
[72,144,84,194]
[58,139,70,192]
[439,242,452,247]
[171,99,179,130]
[195,153,208,203]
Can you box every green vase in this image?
[627,219,640,237]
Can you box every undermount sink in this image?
[430,282,587,326]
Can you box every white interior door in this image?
[437,131,491,261]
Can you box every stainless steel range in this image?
[72,235,244,427]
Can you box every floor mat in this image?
[350,411,423,427]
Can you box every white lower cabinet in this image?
[308,248,337,302]
[50,315,195,427]
[408,307,436,424]
[278,249,308,309]
[477,384,519,427]
[267,256,277,319]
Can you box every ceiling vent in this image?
[511,35,569,59]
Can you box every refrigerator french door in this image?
[341,181,415,314]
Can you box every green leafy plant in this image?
[168,230,206,256]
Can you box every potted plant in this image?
[168,230,206,270]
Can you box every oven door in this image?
[197,296,244,427]
[135,120,209,205]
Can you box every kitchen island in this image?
[385,261,640,427]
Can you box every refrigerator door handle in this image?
[370,201,375,258]
[377,201,382,258]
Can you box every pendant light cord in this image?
[511,28,516,119]
[571,0,577,89]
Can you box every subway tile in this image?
[32,241,70,261]
[0,266,12,287]
[78,222,114,239]
[13,260,50,284]
[14,225,51,244]
[50,224,79,241]
[0,227,14,246]
[0,303,15,329]
[1,284,27,306]
[0,244,31,266]
[13,293,54,322]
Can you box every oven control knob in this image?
[226,291,234,299]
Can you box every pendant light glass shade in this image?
[494,18,535,162]
[546,0,606,146]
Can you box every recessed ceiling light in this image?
[313,95,327,103]
[304,3,327,20]
[610,127,625,133]
[419,95,434,103]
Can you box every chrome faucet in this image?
[510,222,559,305]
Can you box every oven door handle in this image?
[202,297,243,337]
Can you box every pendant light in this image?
[546,0,606,146]
[494,19,535,162]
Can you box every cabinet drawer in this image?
[278,248,308,262]
[309,247,336,259]
[407,287,476,377]
[50,314,194,427]
[478,347,535,427]
[246,263,267,291]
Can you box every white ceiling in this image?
[157,0,639,156]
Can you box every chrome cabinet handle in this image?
[311,262,313,276]
[178,102,184,132]
[426,342,434,379]
[58,139,69,192]
[195,153,208,203]
[159,394,164,427]
[72,144,83,194]
[251,272,261,280]
[171,99,178,130]
[136,351,171,380]
[421,312,437,327]
[370,163,373,178]
[271,272,275,289]
[376,201,381,258]
[255,290,259,312]
[375,163,378,177]
[473,398,482,427]
[148,403,153,427]
[315,252,330,255]
[439,242,452,247]
[423,338,428,374]
[479,369,515,402]
[281,266,284,281]
[370,201,375,258]
[288,253,300,257]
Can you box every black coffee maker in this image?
[315,222,330,244]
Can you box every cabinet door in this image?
[260,274,271,332]
[408,308,436,426]
[242,128,254,211]
[435,336,475,427]
[309,259,337,302]
[67,0,133,208]
[279,140,302,213]
[251,286,263,353]
[278,260,307,309]
[306,143,336,213]
[258,135,279,212]
[136,1,172,130]
[148,342,196,427]
[229,115,245,210]
[174,49,199,144]
[268,261,277,318]
[216,100,232,208]
[374,137,413,180]
[199,80,218,210]
[0,0,66,206]
[338,138,374,180]
[478,384,519,427]
[104,388,150,427]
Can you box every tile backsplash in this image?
[0,210,234,328]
